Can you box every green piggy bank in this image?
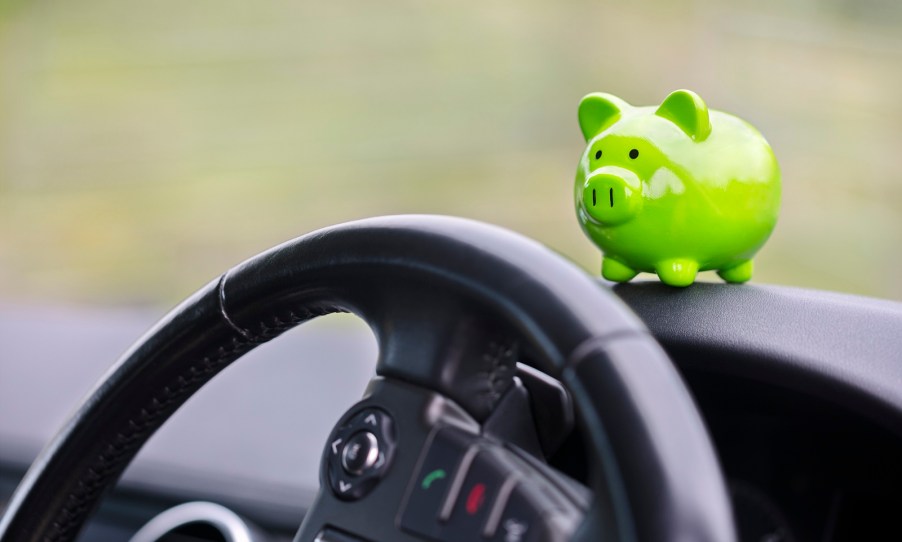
[574,89,781,287]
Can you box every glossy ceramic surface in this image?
[575,90,781,287]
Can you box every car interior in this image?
[2,216,902,542]
[1,2,901,542]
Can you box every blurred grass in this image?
[0,0,901,305]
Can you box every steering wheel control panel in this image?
[398,426,584,542]
[308,379,588,542]
[325,407,397,501]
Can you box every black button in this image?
[486,482,544,542]
[341,431,379,476]
[398,427,474,540]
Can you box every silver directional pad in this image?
[341,431,380,475]
[325,407,396,501]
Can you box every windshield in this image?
[1,0,901,307]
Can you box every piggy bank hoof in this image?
[656,259,699,287]
[717,260,753,283]
[602,257,638,282]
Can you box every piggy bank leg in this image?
[602,257,638,282]
[655,259,699,287]
[717,260,753,284]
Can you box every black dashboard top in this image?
[611,281,902,435]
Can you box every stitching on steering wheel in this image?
[250,305,347,342]
[47,299,346,540]
[47,336,254,540]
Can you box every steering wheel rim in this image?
[0,215,734,542]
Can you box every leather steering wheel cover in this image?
[0,215,734,542]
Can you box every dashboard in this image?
[614,282,902,541]
[2,280,901,541]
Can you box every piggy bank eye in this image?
[594,150,602,160]
[629,149,639,159]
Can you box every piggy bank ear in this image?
[655,89,712,142]
[578,93,630,141]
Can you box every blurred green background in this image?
[1,0,901,307]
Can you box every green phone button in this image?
[421,468,447,489]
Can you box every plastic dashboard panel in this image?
[609,281,902,436]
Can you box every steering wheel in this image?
[0,215,734,542]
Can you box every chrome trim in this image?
[129,501,263,542]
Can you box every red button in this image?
[465,483,487,515]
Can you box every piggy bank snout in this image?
[581,170,642,226]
